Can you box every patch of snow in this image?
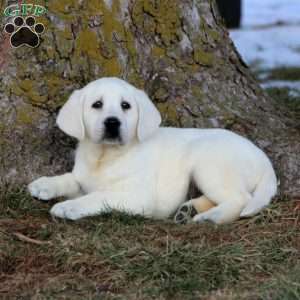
[289,89,300,98]
[261,80,300,91]
[230,1,300,70]
[230,26,300,69]
[242,0,300,27]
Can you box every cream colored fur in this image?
[28,77,277,224]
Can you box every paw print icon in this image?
[4,16,45,48]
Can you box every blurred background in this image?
[217,0,300,105]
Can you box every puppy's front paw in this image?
[28,177,58,201]
[50,200,84,220]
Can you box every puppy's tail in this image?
[240,167,277,217]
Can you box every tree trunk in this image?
[0,0,299,197]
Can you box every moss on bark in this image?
[0,0,299,196]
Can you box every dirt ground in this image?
[0,184,299,300]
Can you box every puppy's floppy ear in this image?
[134,88,162,141]
[56,89,85,140]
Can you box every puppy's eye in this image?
[121,101,131,110]
[92,100,103,109]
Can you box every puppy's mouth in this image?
[102,134,122,145]
[102,129,123,145]
[102,117,123,145]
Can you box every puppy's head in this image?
[57,77,161,145]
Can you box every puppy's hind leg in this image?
[192,192,250,224]
[174,195,216,224]
[192,196,216,212]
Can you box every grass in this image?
[266,67,300,82]
[267,87,300,117]
[252,65,300,82]
[253,65,300,123]
[0,185,299,299]
[264,86,300,125]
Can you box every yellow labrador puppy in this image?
[28,78,277,224]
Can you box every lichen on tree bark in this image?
[0,0,299,197]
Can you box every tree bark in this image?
[0,0,299,196]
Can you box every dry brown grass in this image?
[0,185,299,299]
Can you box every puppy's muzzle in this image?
[104,117,121,140]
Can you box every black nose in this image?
[104,117,121,128]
